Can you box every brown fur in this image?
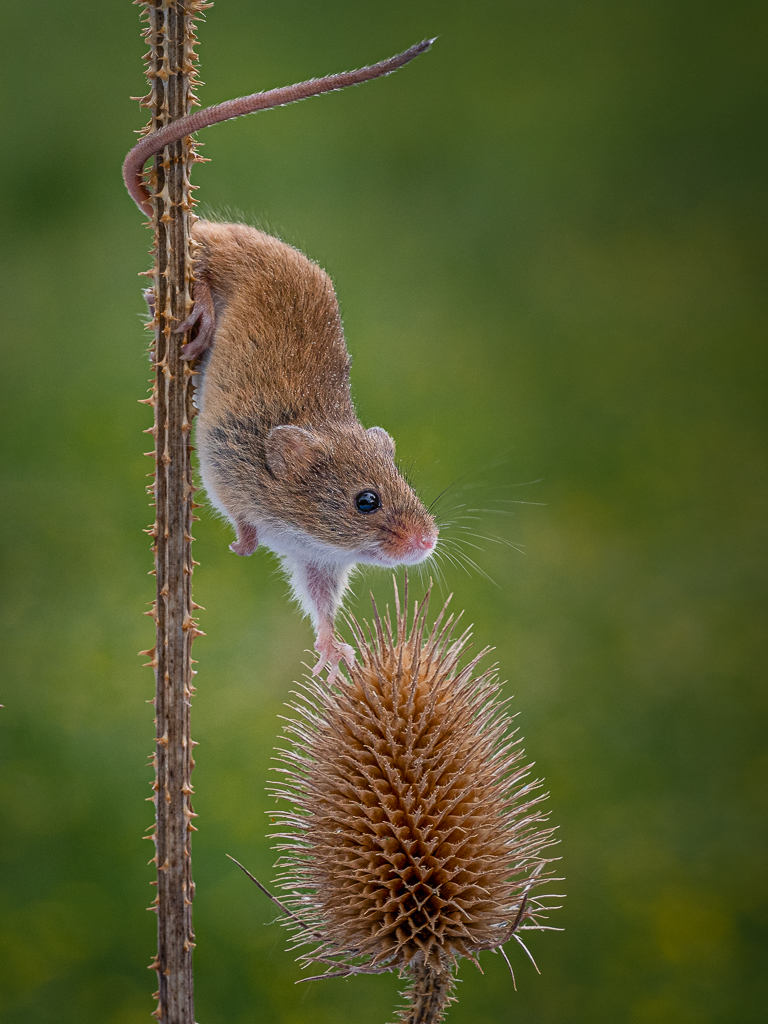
[186,221,438,675]
[192,220,435,565]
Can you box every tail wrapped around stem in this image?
[123,39,435,215]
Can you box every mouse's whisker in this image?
[427,483,458,514]
[491,499,547,506]
[438,546,488,583]
[447,536,486,553]
[433,508,485,530]
[428,551,450,594]
[427,473,545,516]
[454,531,528,555]
[438,543,500,587]
[436,547,471,578]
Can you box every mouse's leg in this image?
[176,277,216,360]
[230,521,259,556]
[299,563,355,680]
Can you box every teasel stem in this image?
[399,963,456,1024]
[134,1,208,1020]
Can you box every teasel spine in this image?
[133,1,210,1020]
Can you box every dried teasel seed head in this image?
[266,579,562,1022]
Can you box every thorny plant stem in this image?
[401,964,456,1024]
[137,2,206,1021]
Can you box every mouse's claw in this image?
[312,633,355,680]
[311,649,329,677]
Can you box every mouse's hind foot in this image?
[312,632,356,682]
[177,278,216,359]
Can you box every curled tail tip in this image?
[401,37,437,61]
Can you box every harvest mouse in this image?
[124,41,438,678]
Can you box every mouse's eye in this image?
[355,489,381,514]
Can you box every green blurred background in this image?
[1,1,766,1021]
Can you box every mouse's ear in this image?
[367,426,396,458]
[265,425,324,477]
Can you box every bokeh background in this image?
[1,1,766,1022]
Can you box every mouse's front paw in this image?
[230,522,258,556]
[312,633,356,681]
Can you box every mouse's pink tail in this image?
[123,38,436,217]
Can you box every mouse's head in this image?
[264,423,438,566]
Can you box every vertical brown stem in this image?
[398,964,456,1024]
[137,2,205,1021]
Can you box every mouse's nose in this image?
[413,528,438,553]
[385,524,439,564]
